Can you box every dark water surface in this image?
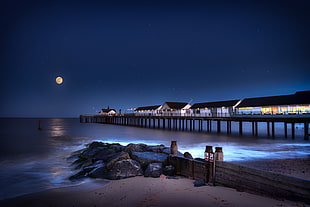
[0,118,309,200]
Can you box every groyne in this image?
[168,156,310,203]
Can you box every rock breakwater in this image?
[69,142,185,180]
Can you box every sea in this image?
[0,118,309,200]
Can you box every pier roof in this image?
[100,108,116,113]
[135,105,161,111]
[164,102,189,109]
[237,91,310,107]
[190,100,240,109]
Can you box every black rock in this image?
[163,165,175,176]
[80,147,106,159]
[146,145,166,153]
[144,163,163,178]
[131,151,168,170]
[93,149,120,161]
[106,152,130,170]
[87,163,109,178]
[107,159,143,180]
[69,170,88,180]
[184,152,193,159]
[88,141,108,149]
[124,143,147,154]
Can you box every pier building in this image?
[134,105,162,116]
[237,91,310,115]
[99,108,116,116]
[190,100,241,117]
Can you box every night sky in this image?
[1,0,309,117]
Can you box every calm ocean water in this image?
[0,118,309,200]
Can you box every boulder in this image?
[108,144,125,153]
[184,152,193,159]
[93,149,120,161]
[162,148,183,156]
[131,151,169,169]
[88,141,108,149]
[83,160,104,172]
[146,145,166,153]
[72,157,92,170]
[69,170,88,180]
[107,159,143,180]
[144,163,163,178]
[124,143,147,154]
[163,165,175,176]
[87,163,109,178]
[106,152,131,170]
[80,147,106,159]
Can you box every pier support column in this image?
[267,122,270,137]
[284,122,288,138]
[255,122,258,136]
[210,120,212,132]
[226,121,231,134]
[271,122,275,138]
[163,119,166,129]
[304,122,309,140]
[217,120,221,133]
[239,121,243,136]
[186,119,188,131]
[292,123,295,139]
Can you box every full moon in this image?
[56,76,63,84]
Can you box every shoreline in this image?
[1,175,309,207]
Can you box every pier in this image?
[80,114,310,140]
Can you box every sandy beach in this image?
[1,174,309,207]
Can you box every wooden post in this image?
[292,123,295,139]
[170,141,178,155]
[267,122,270,137]
[271,122,275,138]
[252,121,255,136]
[255,122,258,136]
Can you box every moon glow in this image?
[56,76,63,84]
